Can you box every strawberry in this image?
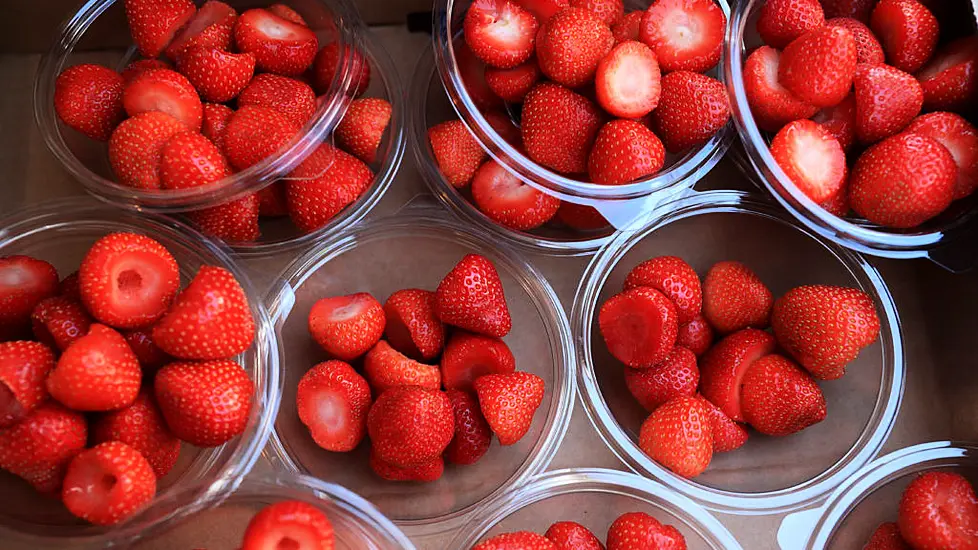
[311,42,371,97]
[241,500,334,550]
[155,359,253,446]
[702,261,773,334]
[59,271,81,302]
[307,292,385,361]
[522,83,603,173]
[638,0,726,73]
[201,102,233,150]
[555,202,609,230]
[612,11,643,43]
[285,144,374,233]
[517,0,569,22]
[153,266,255,360]
[0,341,55,428]
[335,98,392,164]
[771,284,880,380]
[428,120,488,188]
[238,73,317,127]
[31,296,91,351]
[267,4,308,26]
[383,289,445,361]
[369,450,445,482]
[744,46,818,133]
[695,394,748,452]
[0,255,58,339]
[92,390,180,478]
[367,386,454,468]
[740,354,827,435]
[485,60,542,103]
[123,328,171,373]
[854,63,923,144]
[624,346,699,412]
[475,532,558,550]
[698,328,777,421]
[46,324,141,411]
[186,195,261,243]
[820,185,851,217]
[849,132,956,228]
[757,0,825,49]
[474,372,545,445]
[123,0,196,58]
[812,93,857,151]
[770,119,847,202]
[870,0,939,74]
[591,111,664,178]
[123,69,203,130]
[296,360,371,452]
[445,389,492,465]
[464,0,539,69]
[649,71,730,153]
[638,395,712,478]
[778,26,858,108]
[63,441,156,526]
[165,0,237,61]
[441,331,516,392]
[435,254,512,338]
[676,315,714,357]
[54,64,125,142]
[599,287,679,368]
[160,131,231,190]
[484,109,524,145]
[471,160,562,230]
[820,0,875,21]
[864,522,912,550]
[257,183,289,217]
[108,112,186,190]
[898,472,978,550]
[79,232,179,330]
[233,8,318,76]
[607,512,686,550]
[907,112,978,200]
[826,17,885,64]
[536,7,615,87]
[121,59,172,83]
[917,37,978,114]
[0,402,86,494]
[176,46,255,103]
[223,105,300,171]
[623,255,701,324]
[545,521,604,550]
[364,340,441,394]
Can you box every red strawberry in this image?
[475,532,558,550]
[898,472,978,550]
[474,372,544,445]
[522,83,604,173]
[445,389,492,465]
[650,71,730,153]
[121,59,172,83]
[367,386,454,468]
[0,255,58,338]
[285,144,374,233]
[238,73,317,127]
[485,60,542,103]
[335,98,392,164]
[907,112,978,200]
[638,395,712,478]
[435,254,512,338]
[123,69,203,130]
[0,402,86,494]
[0,341,55,428]
[428,120,488,188]
[471,160,562,230]
[770,119,847,202]
[155,359,253,446]
[383,289,445,361]
[624,346,699,412]
[556,202,610,230]
[160,131,231,190]
[311,42,371,96]
[257,183,289,217]
[123,0,196,58]
[296,360,371,452]
[464,0,539,69]
[187,195,261,243]
[854,63,923,144]
[740,354,827,435]
[176,46,255,103]
[59,271,81,302]
[233,8,318,76]
[699,328,777,421]
[364,340,441,394]
[639,0,726,73]
[441,331,516,392]
[826,17,885,65]
[612,11,643,43]
[307,292,385,361]
[92,390,180,478]
[536,7,615,87]
[241,500,334,550]
[222,105,300,171]
[870,0,939,74]
[267,4,308,26]
[607,512,686,550]
[778,26,858,108]
[545,522,604,550]
[46,324,141,411]
[623,255,701,324]
[108,111,186,190]
[812,93,857,151]
[31,296,91,351]
[201,102,233,150]
[677,315,714,357]
[744,46,818,133]
[757,0,825,49]
[820,185,851,217]
[864,522,912,550]
[165,0,237,61]
[577,0,625,24]
[54,64,125,142]
[369,450,445,482]
[820,0,875,21]
[123,328,171,373]
[517,0,569,21]
[79,232,179,330]
[62,441,156,526]
[771,284,880,380]
[695,394,748,452]
[917,37,978,113]
[702,261,773,334]
[588,120,665,186]
[599,287,679,368]
[849,132,956,228]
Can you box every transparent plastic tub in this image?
[263,206,576,539]
[0,198,281,549]
[777,441,978,549]
[450,468,744,549]
[431,0,734,230]
[572,190,904,515]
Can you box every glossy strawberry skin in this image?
[187,195,261,243]
[0,256,59,339]
[485,61,542,103]
[285,144,374,233]
[649,71,730,153]
[108,112,186,190]
[698,328,777,422]
[30,296,91,352]
[335,98,392,164]
[898,472,978,550]
[916,37,978,114]
[743,46,818,133]
[444,389,492,465]
[122,68,203,130]
[863,522,912,550]
[740,354,827,436]
[92,390,181,478]
[164,0,237,61]
[826,17,884,64]
[154,359,254,447]
[623,255,701,324]
[906,112,978,200]
[702,261,773,334]
[233,8,318,76]
[366,386,454,468]
[369,451,445,482]
[0,341,55,427]
[159,130,232,190]
[853,63,923,144]
[296,360,371,452]
[123,0,196,58]
[607,511,687,550]
[587,120,665,186]
[383,289,444,361]
[778,26,858,108]
[241,500,335,550]
[238,73,317,128]
[475,531,559,550]
[521,83,604,174]
[428,120,487,188]
[474,372,545,445]
[0,402,87,495]
[545,521,604,550]
[176,47,255,103]
[307,292,385,361]
[638,395,713,478]
[757,0,825,49]
[624,346,699,412]
[535,7,615,87]
[222,105,300,171]
[870,0,939,74]
[62,441,157,526]
[364,340,441,394]
[435,254,512,338]
[54,64,125,141]
[46,324,142,412]
[696,394,748,452]
[676,315,714,357]
[440,331,517,392]
[470,160,561,230]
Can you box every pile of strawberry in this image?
[426,0,731,233]
[744,0,978,229]
[863,471,978,550]
[53,0,391,243]
[473,511,686,550]
[0,233,257,525]
[598,256,880,478]
[295,254,545,482]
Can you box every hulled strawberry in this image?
[535,7,614,87]
[435,254,512,338]
[285,144,374,233]
[638,395,712,478]
[176,46,255,103]
[428,120,488,188]
[906,112,978,200]
[740,354,827,436]
[108,112,186,190]
[778,26,857,108]
[546,521,604,550]
[0,402,87,494]
[122,69,203,130]
[441,331,517,392]
[587,120,665,186]
[853,63,923,144]
[367,386,454,468]
[521,83,604,174]
[62,441,156,526]
[383,289,444,361]
[31,296,91,352]
[241,500,335,550]
[54,64,125,141]
[445,388,493,465]
[46,324,141,411]
[699,328,777,421]
[702,261,773,334]
[0,341,55,427]
[92,390,181,478]
[123,0,196,58]
[624,346,699,412]
[233,8,318,76]
[165,0,237,61]
[364,340,441,394]
[296,360,371,452]
[757,0,825,49]
[599,287,679,368]
[155,359,254,447]
[464,0,539,69]
[743,46,818,133]
[649,71,730,153]
[870,0,939,74]
[770,119,847,203]
[639,0,726,72]
[595,41,660,119]
[307,292,385,361]
[607,512,687,550]
[474,371,545,445]
[623,255,702,324]
[898,472,978,550]
[471,160,562,230]
[238,73,318,127]
[335,98,392,164]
